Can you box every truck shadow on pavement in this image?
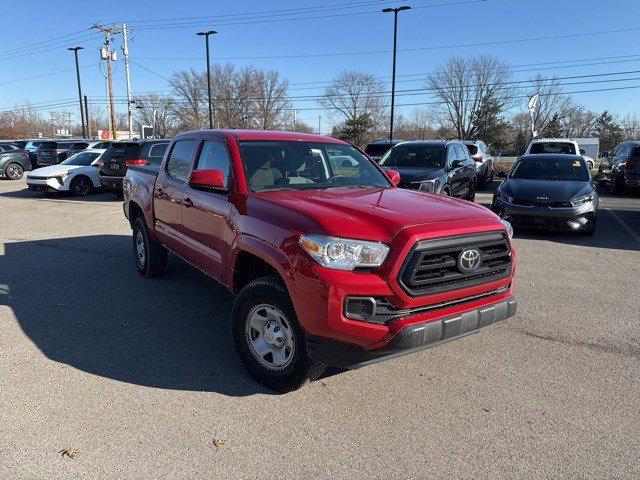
[0,234,276,396]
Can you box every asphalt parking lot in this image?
[1,178,639,479]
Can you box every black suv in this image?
[379,140,478,200]
[596,141,640,194]
[364,140,401,162]
[99,139,170,196]
[35,140,73,166]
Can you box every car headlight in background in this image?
[299,234,390,271]
[570,194,594,207]
[496,192,513,204]
[501,219,514,239]
[56,174,68,184]
[411,179,438,193]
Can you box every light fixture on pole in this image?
[68,46,86,138]
[197,30,218,129]
[382,5,411,141]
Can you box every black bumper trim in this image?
[306,298,517,369]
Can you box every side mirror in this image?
[385,169,401,186]
[188,169,227,191]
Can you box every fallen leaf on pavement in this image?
[60,448,79,459]
[213,438,224,447]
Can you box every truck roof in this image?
[178,129,349,144]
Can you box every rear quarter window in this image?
[145,143,169,167]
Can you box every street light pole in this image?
[197,30,217,130]
[68,47,86,138]
[382,5,411,141]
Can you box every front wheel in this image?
[5,163,24,180]
[70,176,92,197]
[231,276,326,392]
[132,217,167,278]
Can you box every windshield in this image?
[239,141,390,192]
[61,151,101,166]
[510,157,589,181]
[530,142,576,155]
[379,144,446,169]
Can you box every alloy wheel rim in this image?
[76,179,89,195]
[7,165,22,179]
[135,230,146,266]
[245,304,295,371]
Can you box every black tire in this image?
[69,175,92,197]
[112,189,124,199]
[5,162,24,180]
[441,187,450,196]
[466,178,476,202]
[231,276,326,392]
[132,216,167,278]
[580,217,597,237]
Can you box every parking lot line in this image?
[606,208,640,245]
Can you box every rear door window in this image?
[166,141,196,182]
[465,144,478,155]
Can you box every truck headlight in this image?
[299,234,390,271]
[571,194,594,207]
[411,180,437,193]
[501,219,513,239]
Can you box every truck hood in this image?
[259,187,494,241]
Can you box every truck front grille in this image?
[398,231,512,296]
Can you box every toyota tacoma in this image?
[123,130,517,392]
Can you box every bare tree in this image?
[620,113,640,140]
[253,69,292,130]
[427,55,516,139]
[133,92,175,138]
[559,103,597,138]
[169,68,207,131]
[319,71,388,124]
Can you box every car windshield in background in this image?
[239,141,390,192]
[364,144,393,157]
[61,152,100,166]
[379,144,446,169]
[39,141,57,149]
[530,142,575,155]
[510,157,589,181]
[68,142,88,150]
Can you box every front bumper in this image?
[306,297,517,368]
[26,177,68,192]
[493,198,596,231]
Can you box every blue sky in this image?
[1,0,640,132]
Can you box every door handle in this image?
[183,197,194,208]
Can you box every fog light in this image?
[567,220,581,230]
[344,297,376,321]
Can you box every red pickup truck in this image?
[123,130,517,392]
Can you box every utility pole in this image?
[93,23,121,140]
[84,95,90,138]
[318,115,322,135]
[196,30,217,129]
[68,47,86,138]
[382,5,411,141]
[122,23,134,138]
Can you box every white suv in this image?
[525,138,595,170]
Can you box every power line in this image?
[0,63,100,86]
[0,28,92,55]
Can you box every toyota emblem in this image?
[458,248,481,273]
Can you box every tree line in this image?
[1,55,638,156]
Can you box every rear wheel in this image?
[70,175,92,197]
[466,178,477,202]
[5,163,24,180]
[441,187,450,196]
[231,276,326,392]
[132,217,167,278]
